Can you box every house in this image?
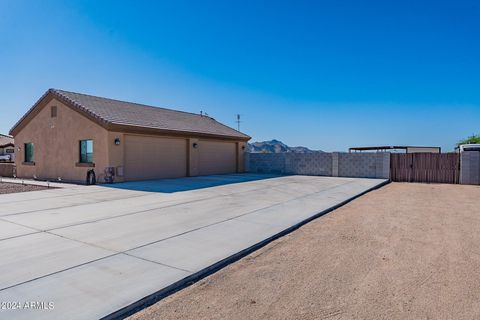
[0,134,15,162]
[10,89,250,183]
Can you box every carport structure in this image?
[0,174,387,319]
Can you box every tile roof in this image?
[10,89,250,140]
[0,134,13,147]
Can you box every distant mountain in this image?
[247,139,323,153]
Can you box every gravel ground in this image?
[0,182,49,194]
[128,182,480,320]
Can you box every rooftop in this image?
[0,134,13,148]
[10,89,250,140]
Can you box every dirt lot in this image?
[0,182,48,194]
[129,183,480,320]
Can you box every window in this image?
[24,143,34,162]
[79,140,93,163]
[51,106,57,117]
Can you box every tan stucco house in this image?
[10,89,250,183]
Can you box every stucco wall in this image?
[246,152,390,179]
[460,151,480,185]
[107,131,125,181]
[236,141,247,173]
[14,98,109,183]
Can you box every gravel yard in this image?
[129,182,480,320]
[0,182,49,194]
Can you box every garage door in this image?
[124,135,187,181]
[198,140,237,176]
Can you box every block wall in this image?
[246,152,390,179]
[245,153,286,174]
[338,153,390,179]
[285,153,333,176]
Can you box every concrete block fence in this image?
[337,152,390,179]
[245,152,391,179]
[246,151,480,185]
[285,153,333,176]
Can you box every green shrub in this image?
[457,134,480,146]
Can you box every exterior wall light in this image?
[241,145,246,150]
[193,142,198,148]
[114,138,121,145]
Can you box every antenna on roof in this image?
[236,114,242,131]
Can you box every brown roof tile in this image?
[10,89,250,140]
[0,134,13,148]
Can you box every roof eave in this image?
[108,123,251,141]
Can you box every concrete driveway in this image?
[0,174,386,319]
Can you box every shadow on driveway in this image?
[100,173,283,193]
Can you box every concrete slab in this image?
[0,220,37,241]
[127,219,285,272]
[48,191,280,251]
[0,188,90,205]
[0,254,190,320]
[0,232,115,289]
[0,177,80,188]
[47,180,358,252]
[0,174,387,319]
[237,178,382,228]
[0,188,147,216]
[3,192,205,230]
[105,173,281,193]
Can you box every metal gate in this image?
[390,153,460,184]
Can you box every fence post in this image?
[460,151,480,185]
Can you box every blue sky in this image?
[0,0,479,151]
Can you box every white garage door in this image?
[198,140,237,176]
[124,135,187,181]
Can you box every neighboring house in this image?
[10,89,250,183]
[0,134,15,162]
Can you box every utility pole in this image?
[236,114,241,131]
